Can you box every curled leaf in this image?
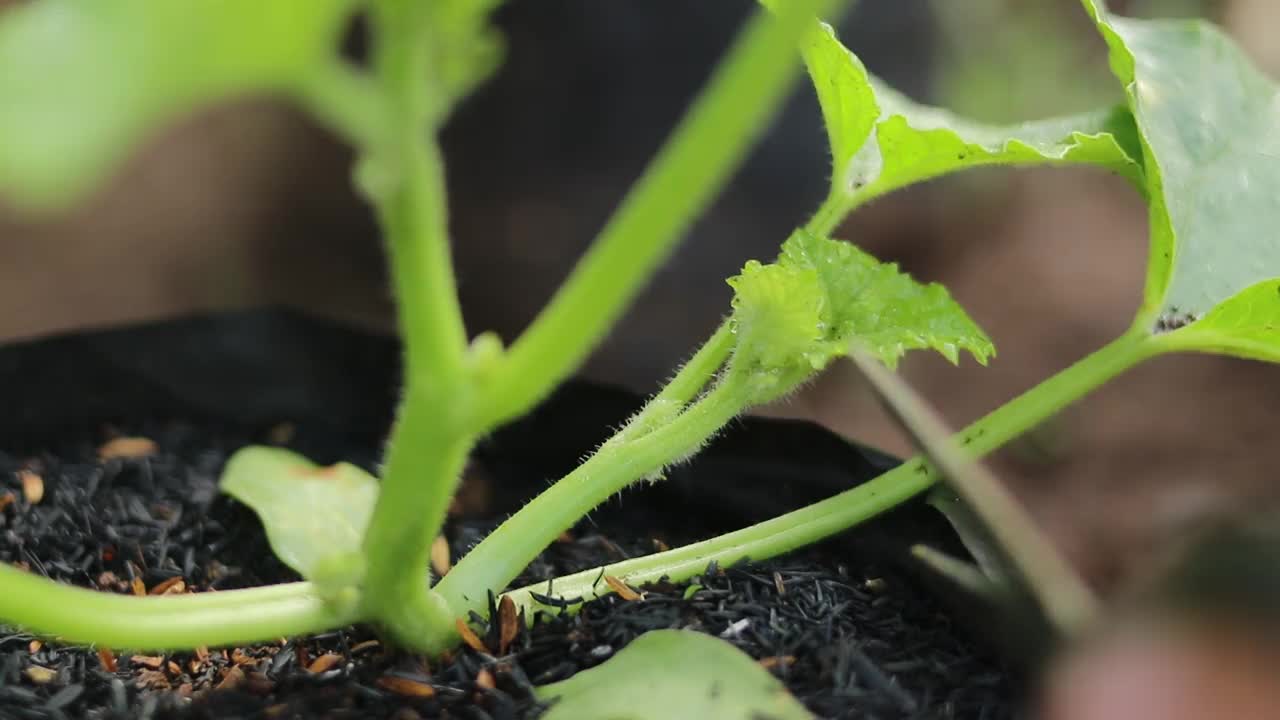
[786,15,1143,221]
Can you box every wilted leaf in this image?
[0,0,357,210]
[219,446,376,583]
[537,630,813,720]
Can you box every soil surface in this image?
[0,314,1013,719]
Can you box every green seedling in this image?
[2,4,1280,707]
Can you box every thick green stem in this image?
[366,2,467,382]
[503,330,1158,615]
[361,395,471,653]
[357,2,476,653]
[476,0,828,430]
[435,369,755,617]
[0,566,356,650]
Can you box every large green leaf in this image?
[537,630,813,720]
[220,446,376,591]
[780,230,995,367]
[0,0,357,210]
[1079,1,1280,360]
[791,18,1144,226]
[727,231,993,398]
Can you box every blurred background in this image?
[1,0,1278,594]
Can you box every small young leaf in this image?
[537,629,813,720]
[0,0,358,210]
[780,230,995,369]
[1080,1,1280,326]
[220,446,377,583]
[727,230,993,391]
[788,17,1143,222]
[726,261,827,372]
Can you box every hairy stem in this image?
[503,330,1157,615]
[435,367,756,617]
[616,320,735,441]
[0,567,356,651]
[476,0,829,430]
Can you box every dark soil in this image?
[0,312,1014,719]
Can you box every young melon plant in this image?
[1,3,1279,711]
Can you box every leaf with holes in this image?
[537,629,813,720]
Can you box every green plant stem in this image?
[367,2,467,382]
[0,566,356,650]
[293,60,383,147]
[848,348,1098,635]
[502,330,1158,616]
[617,320,735,440]
[476,0,828,431]
[361,395,471,653]
[432,319,731,627]
[358,1,476,653]
[435,367,757,618]
[806,189,852,237]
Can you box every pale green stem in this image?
[0,566,357,651]
[503,330,1158,616]
[435,367,756,618]
[476,0,829,431]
